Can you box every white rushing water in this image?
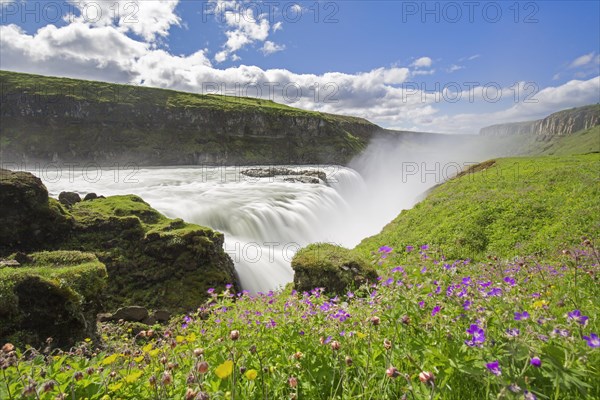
[26,135,498,293]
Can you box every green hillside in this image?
[356,154,600,262]
[0,70,379,165]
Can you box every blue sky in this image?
[1,1,599,133]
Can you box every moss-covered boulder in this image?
[0,169,239,317]
[0,169,72,256]
[65,195,239,312]
[292,243,378,294]
[0,251,107,347]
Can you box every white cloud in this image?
[272,21,283,32]
[261,41,285,55]
[411,56,432,68]
[69,0,180,41]
[447,64,464,73]
[569,52,596,68]
[209,0,278,62]
[412,69,435,76]
[1,17,598,136]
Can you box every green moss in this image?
[63,194,238,312]
[0,251,107,347]
[292,243,378,294]
[356,154,600,262]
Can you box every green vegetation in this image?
[292,243,377,294]
[64,195,238,312]
[0,70,378,165]
[1,170,239,339]
[1,242,599,399]
[356,154,600,262]
[0,251,107,347]
[528,126,600,156]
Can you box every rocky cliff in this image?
[479,105,599,137]
[0,169,239,315]
[0,70,381,166]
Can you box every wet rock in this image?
[241,167,327,183]
[283,176,321,184]
[83,193,98,201]
[0,259,20,267]
[59,191,81,207]
[110,306,149,322]
[153,310,171,323]
[0,169,72,256]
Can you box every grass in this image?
[528,126,600,156]
[1,243,598,399]
[0,70,374,124]
[0,251,107,346]
[356,154,600,262]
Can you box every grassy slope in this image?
[0,70,372,124]
[528,126,600,156]
[356,154,600,261]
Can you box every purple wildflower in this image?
[567,310,589,325]
[514,311,530,321]
[583,333,600,348]
[530,357,541,367]
[503,277,516,286]
[485,360,501,376]
[463,300,472,311]
[465,324,486,346]
[506,328,520,337]
[420,244,429,250]
[379,246,393,254]
[524,390,537,400]
[207,288,215,294]
[431,306,441,316]
[406,245,414,252]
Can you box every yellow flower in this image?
[215,360,234,379]
[245,369,258,380]
[533,300,548,309]
[84,338,91,343]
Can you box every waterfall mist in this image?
[29,132,507,293]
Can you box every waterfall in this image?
[31,165,365,293]
[28,134,501,293]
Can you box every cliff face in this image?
[480,105,599,137]
[0,70,380,166]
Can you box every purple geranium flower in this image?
[567,310,589,325]
[485,360,501,376]
[530,357,541,367]
[379,246,393,254]
[465,324,486,346]
[503,276,516,286]
[506,328,520,337]
[524,390,538,400]
[583,333,600,348]
[514,311,530,321]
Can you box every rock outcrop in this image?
[0,170,239,319]
[292,243,378,295]
[0,70,380,166]
[480,105,599,137]
[0,169,73,256]
[0,250,107,348]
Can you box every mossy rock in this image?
[292,243,377,294]
[65,195,239,312]
[0,169,73,256]
[0,251,107,348]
